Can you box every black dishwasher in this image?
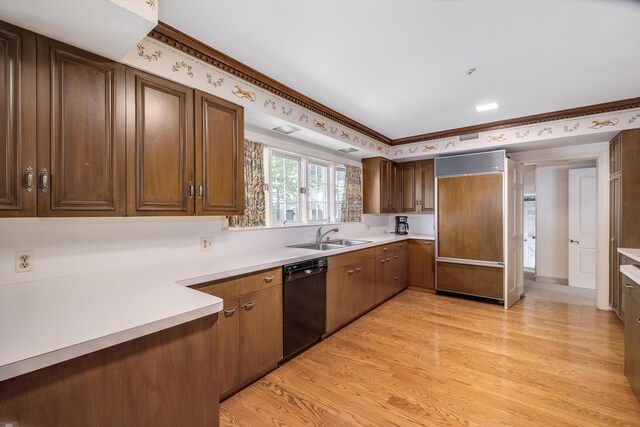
[282,257,327,361]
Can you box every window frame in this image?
[267,148,304,226]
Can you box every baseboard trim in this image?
[535,276,569,285]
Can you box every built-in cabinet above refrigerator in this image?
[435,150,524,308]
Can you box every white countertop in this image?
[621,265,640,285]
[618,247,640,264]
[0,232,433,381]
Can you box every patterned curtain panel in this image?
[341,165,363,222]
[228,139,266,227]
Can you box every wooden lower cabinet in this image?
[195,267,282,398]
[326,252,376,334]
[408,239,435,290]
[0,315,219,427]
[239,286,283,380]
[437,262,504,300]
[624,275,640,400]
[375,242,407,304]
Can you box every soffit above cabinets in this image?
[0,0,157,61]
[158,0,640,141]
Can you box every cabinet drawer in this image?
[375,241,406,256]
[195,267,282,301]
[328,247,376,271]
[623,275,640,305]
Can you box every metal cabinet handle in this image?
[380,259,385,264]
[637,318,640,324]
[394,255,398,260]
[25,167,34,192]
[426,241,432,245]
[348,269,355,275]
[242,301,255,310]
[394,275,398,280]
[224,306,237,316]
[264,274,275,283]
[383,247,388,252]
[39,168,49,192]
[386,257,390,262]
[625,284,633,288]
[188,182,194,198]
[355,267,361,273]
[198,183,203,199]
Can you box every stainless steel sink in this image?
[325,239,372,247]
[288,242,346,251]
[288,239,372,251]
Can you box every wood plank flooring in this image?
[220,291,640,426]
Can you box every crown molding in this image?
[150,23,640,147]
[392,97,640,145]
[150,21,391,144]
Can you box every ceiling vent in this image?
[339,147,358,153]
[459,132,480,142]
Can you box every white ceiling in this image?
[159,0,640,140]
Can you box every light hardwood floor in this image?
[220,291,640,426]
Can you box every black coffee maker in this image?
[395,216,409,235]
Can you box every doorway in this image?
[519,162,597,306]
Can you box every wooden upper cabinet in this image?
[417,160,435,212]
[126,68,194,216]
[398,159,434,213]
[400,162,417,212]
[0,21,36,217]
[37,36,126,216]
[195,90,244,215]
[363,157,398,214]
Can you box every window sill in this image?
[224,221,361,232]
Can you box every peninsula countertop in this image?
[0,232,433,381]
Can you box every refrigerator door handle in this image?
[436,257,505,269]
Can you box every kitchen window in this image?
[259,147,360,227]
[270,151,301,224]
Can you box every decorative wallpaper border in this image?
[123,37,640,162]
[123,37,391,157]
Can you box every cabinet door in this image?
[408,240,435,290]
[624,294,640,398]
[609,177,621,314]
[380,159,391,213]
[326,267,355,333]
[218,297,240,396]
[0,22,36,217]
[37,37,126,216]
[400,162,416,213]
[375,253,394,304]
[610,135,620,175]
[417,160,435,212]
[195,90,244,215]
[239,285,282,380]
[354,257,377,316]
[126,68,194,216]
[391,162,401,213]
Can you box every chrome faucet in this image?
[316,227,339,243]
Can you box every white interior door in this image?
[505,159,524,309]
[523,199,536,270]
[568,167,597,289]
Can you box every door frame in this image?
[509,142,609,310]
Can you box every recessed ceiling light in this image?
[273,124,300,134]
[475,102,498,112]
[339,147,358,153]
[465,67,477,75]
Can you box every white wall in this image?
[0,216,389,286]
[535,166,570,281]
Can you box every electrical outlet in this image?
[15,250,34,273]
[200,237,214,251]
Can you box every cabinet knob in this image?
[394,255,398,260]
[355,267,361,273]
[348,269,355,275]
[242,301,255,310]
[386,258,390,262]
[383,248,388,252]
[427,241,432,245]
[394,276,398,280]
[263,274,275,283]
[380,259,385,264]
[625,284,633,288]
[24,167,34,192]
[223,306,237,316]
